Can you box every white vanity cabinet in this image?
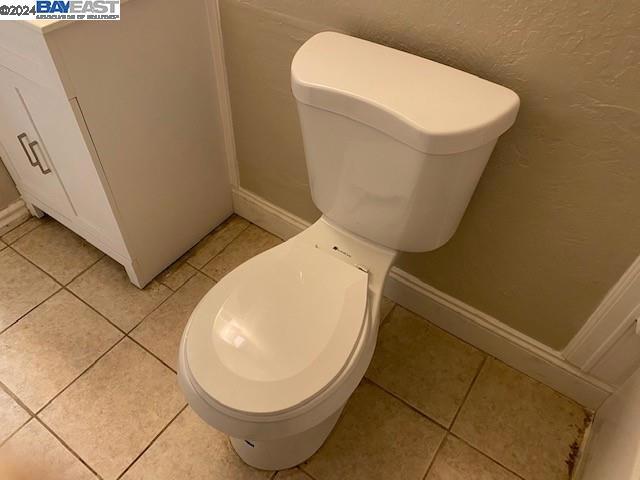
[0,0,232,287]
[0,68,75,219]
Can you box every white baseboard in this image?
[232,186,613,409]
[0,198,30,236]
[232,187,309,240]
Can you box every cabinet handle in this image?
[17,132,39,168]
[28,140,51,175]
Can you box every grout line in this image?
[63,252,105,286]
[363,377,450,430]
[183,219,253,278]
[53,258,176,341]
[7,230,106,294]
[121,287,180,335]
[0,379,34,448]
[14,234,181,341]
[298,465,322,480]
[63,287,128,336]
[197,267,218,283]
[0,285,61,336]
[126,335,177,374]
[115,404,188,480]
[421,431,448,480]
[1,231,76,335]
[0,416,31,449]
[157,260,198,292]
[156,216,244,289]
[34,416,104,480]
[448,355,488,430]
[185,217,250,270]
[1,215,48,245]
[0,380,34,417]
[8,240,62,288]
[448,431,527,480]
[0,215,30,240]
[35,337,126,416]
[61,285,179,379]
[190,221,271,281]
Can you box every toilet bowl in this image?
[178,217,397,469]
[178,31,519,470]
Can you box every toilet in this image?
[178,31,519,470]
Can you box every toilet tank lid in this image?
[291,32,520,155]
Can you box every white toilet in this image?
[178,31,519,470]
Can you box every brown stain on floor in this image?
[566,411,594,477]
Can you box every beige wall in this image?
[220,0,640,349]
[0,160,19,211]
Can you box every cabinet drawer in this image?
[0,67,74,218]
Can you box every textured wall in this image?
[0,160,19,211]
[220,0,640,349]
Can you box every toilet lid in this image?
[184,242,369,415]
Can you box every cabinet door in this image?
[0,67,74,218]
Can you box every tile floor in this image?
[0,214,590,480]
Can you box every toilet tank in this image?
[291,32,520,252]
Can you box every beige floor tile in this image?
[187,215,249,269]
[0,290,122,411]
[275,468,314,480]
[68,256,172,332]
[452,358,589,480]
[122,407,270,480]
[426,435,519,480]
[0,388,30,443]
[40,339,185,480]
[0,419,95,479]
[156,258,197,291]
[366,306,485,427]
[0,248,60,332]
[0,240,5,251]
[1,216,48,244]
[303,381,445,480]
[13,220,103,284]
[201,224,281,281]
[131,274,214,370]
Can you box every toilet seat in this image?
[183,241,369,416]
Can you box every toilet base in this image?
[230,406,344,470]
